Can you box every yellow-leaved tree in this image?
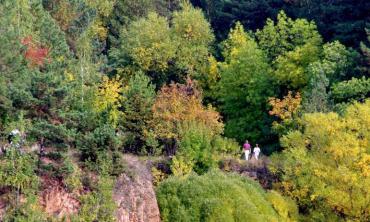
[93,76,124,127]
[270,100,370,221]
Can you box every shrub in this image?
[151,166,167,186]
[177,121,216,174]
[77,124,122,162]
[267,190,298,221]
[170,156,193,177]
[74,174,116,222]
[212,135,240,155]
[61,155,83,192]
[156,170,297,222]
[3,194,47,222]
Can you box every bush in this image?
[266,190,298,221]
[3,194,47,222]
[176,121,217,174]
[170,156,193,177]
[156,170,297,222]
[74,174,116,222]
[61,155,83,192]
[151,166,167,186]
[212,135,240,155]
[172,121,242,175]
[77,124,122,162]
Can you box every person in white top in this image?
[253,144,261,160]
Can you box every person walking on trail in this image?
[243,140,251,160]
[253,144,261,160]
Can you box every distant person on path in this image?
[243,140,251,160]
[253,144,261,160]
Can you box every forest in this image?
[0,0,369,221]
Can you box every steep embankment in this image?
[0,145,160,222]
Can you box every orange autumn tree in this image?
[152,78,223,141]
[21,36,49,67]
[268,91,302,135]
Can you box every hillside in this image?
[0,0,369,221]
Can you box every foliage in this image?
[76,175,116,222]
[215,22,273,142]
[3,193,47,222]
[93,75,124,127]
[270,101,370,221]
[122,71,157,154]
[156,170,297,222]
[273,41,321,89]
[0,148,39,196]
[61,155,83,192]
[117,12,174,73]
[0,0,369,220]
[152,78,223,141]
[21,36,50,67]
[268,91,302,136]
[266,190,299,222]
[360,29,370,74]
[331,76,370,103]
[170,156,194,177]
[269,91,302,121]
[190,0,281,40]
[268,91,302,137]
[193,0,370,48]
[77,124,122,162]
[211,135,240,155]
[0,147,41,220]
[170,1,215,77]
[151,166,167,186]
[110,3,214,86]
[302,65,330,113]
[256,11,322,62]
[176,121,218,174]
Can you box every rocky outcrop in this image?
[39,170,80,220]
[114,155,160,222]
[41,185,80,218]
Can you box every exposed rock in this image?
[114,155,160,222]
[40,176,80,220]
[0,197,6,219]
[42,186,80,218]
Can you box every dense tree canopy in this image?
[0,0,370,221]
[191,0,370,49]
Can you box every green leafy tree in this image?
[256,11,322,62]
[302,69,330,113]
[171,2,215,77]
[215,23,273,143]
[76,155,116,222]
[110,2,214,86]
[176,121,217,174]
[360,28,370,75]
[106,0,181,47]
[110,11,174,84]
[331,76,370,104]
[122,72,157,154]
